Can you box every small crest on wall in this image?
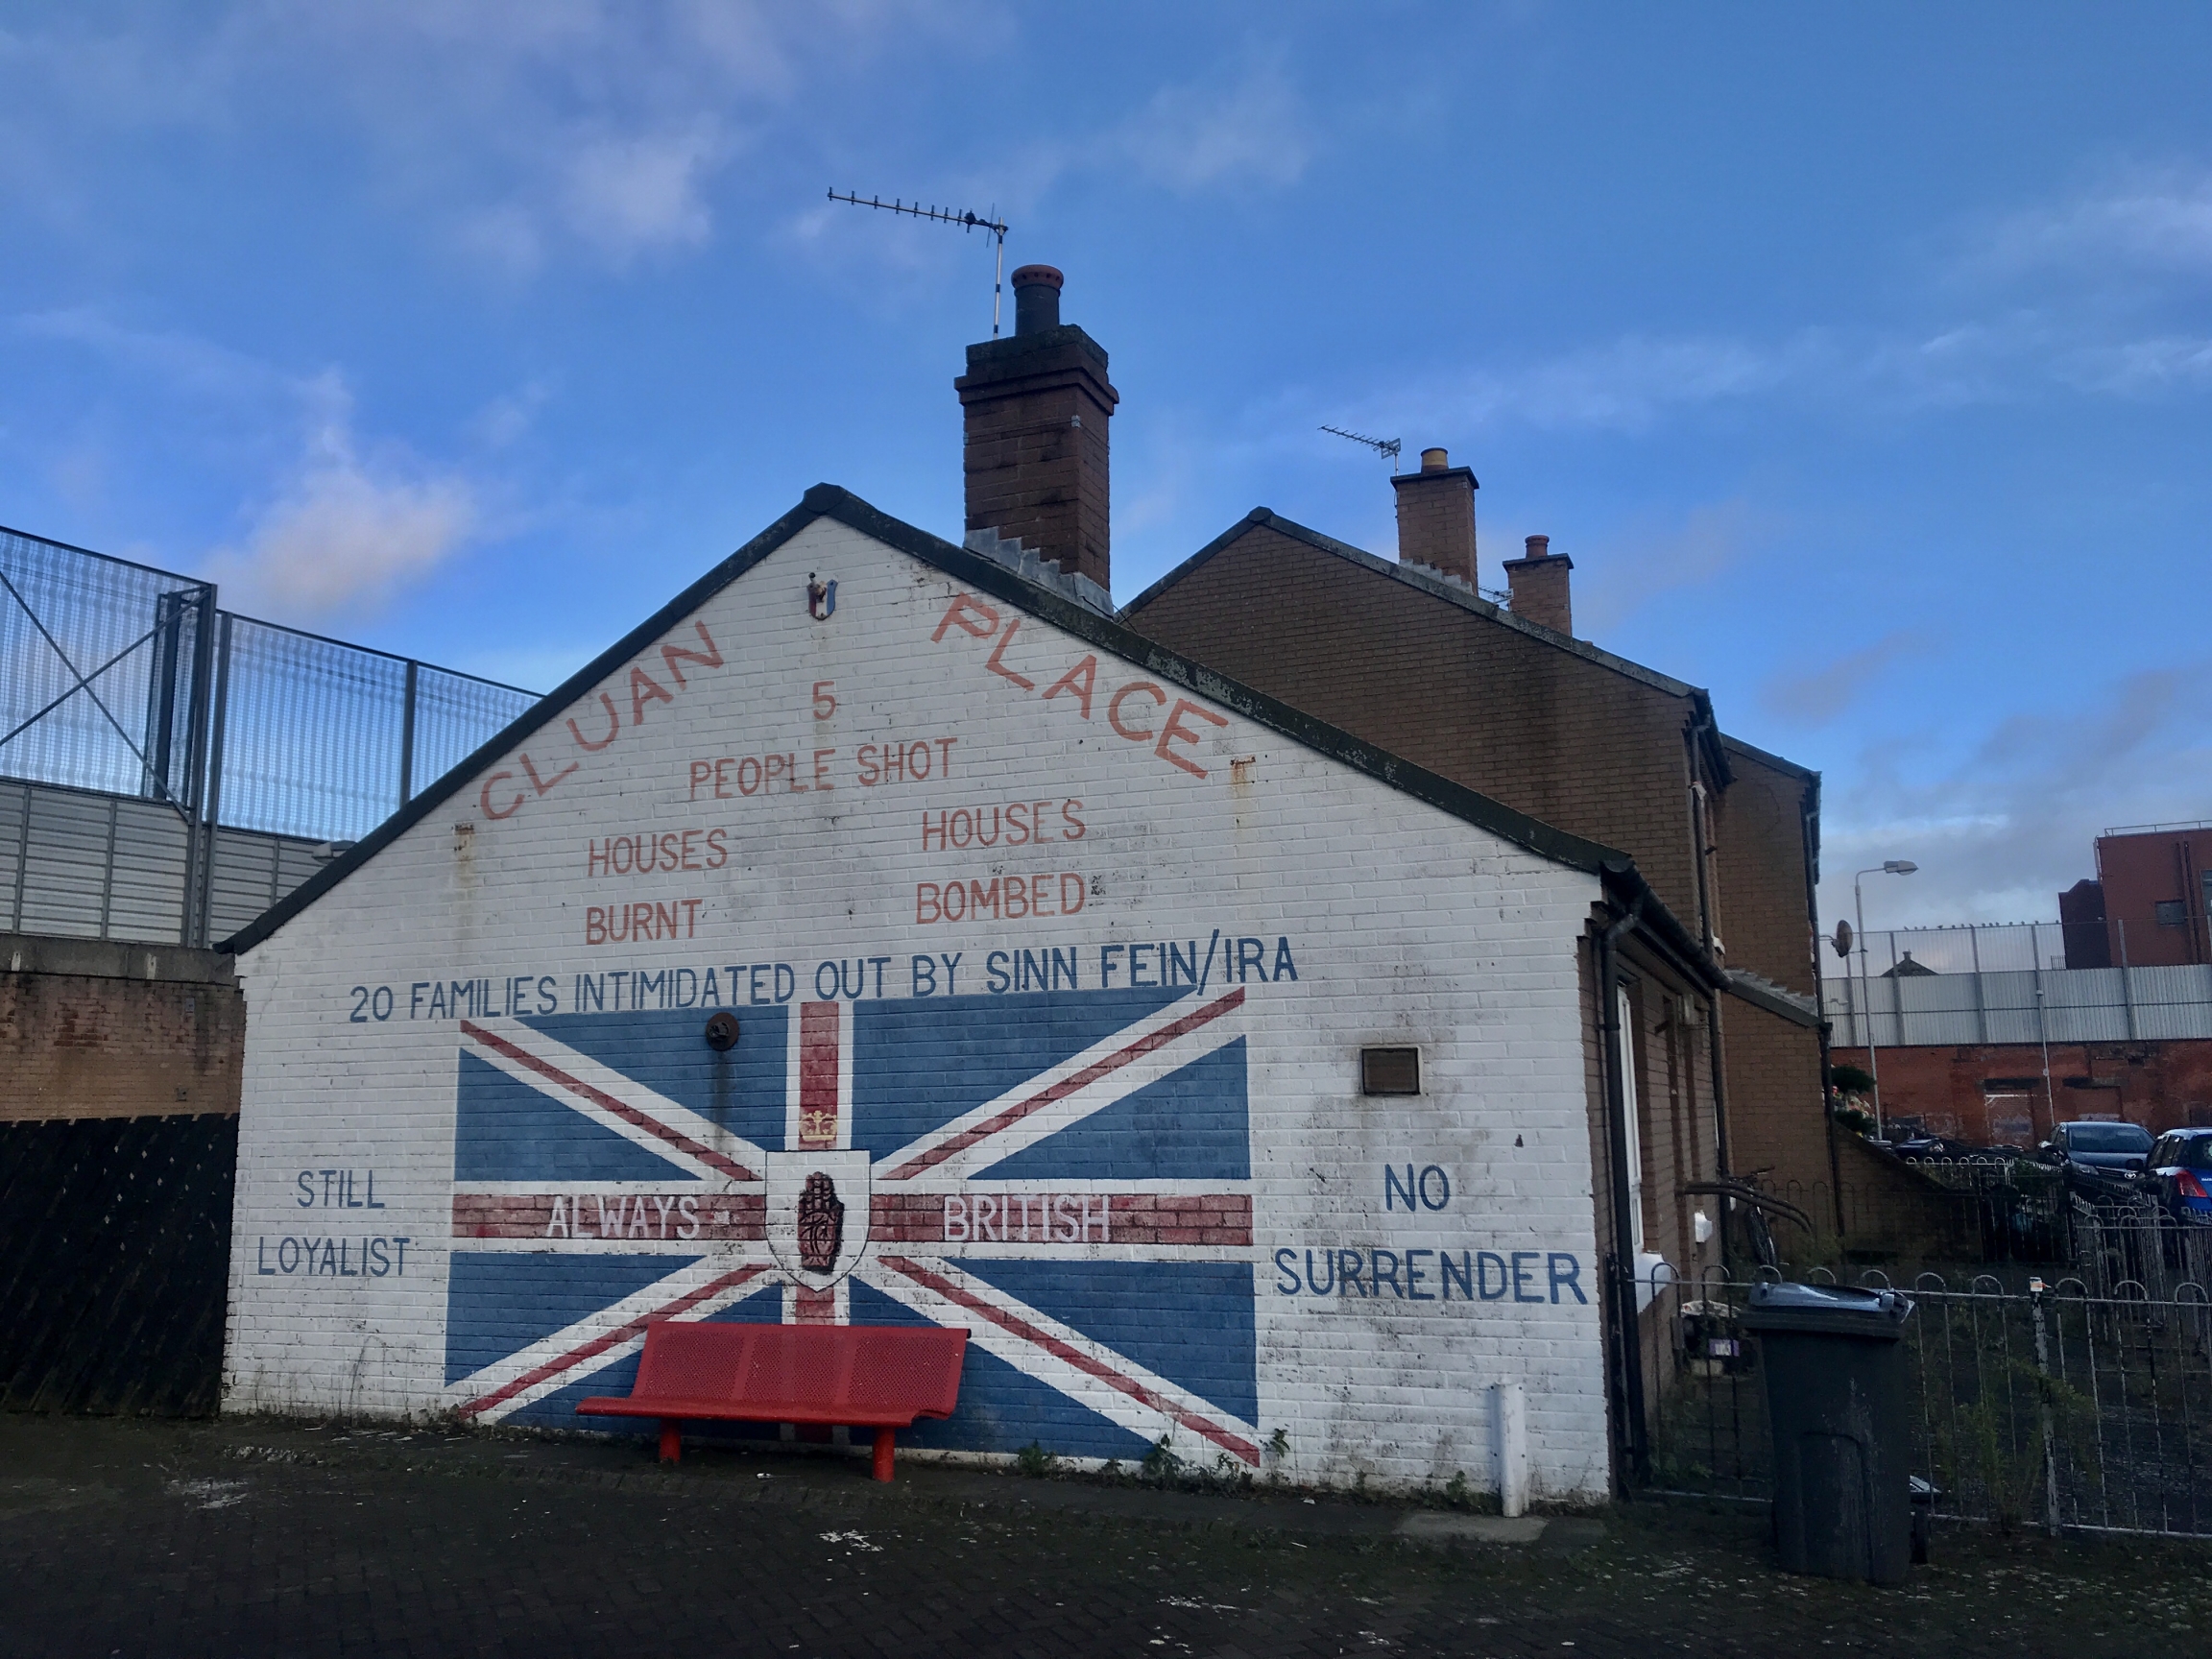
[806,573,838,620]
[763,1150,871,1288]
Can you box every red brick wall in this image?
[2,937,243,1122]
[1721,1001,1829,1188]
[1582,927,1724,1282]
[1390,467,1478,588]
[1712,743,1816,996]
[956,333,1116,591]
[1129,524,1834,1195]
[1127,523,1706,923]
[1833,1039,2212,1143]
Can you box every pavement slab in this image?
[3,1413,2210,1656]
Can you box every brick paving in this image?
[3,1415,2209,1657]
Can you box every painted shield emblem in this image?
[763,1149,871,1289]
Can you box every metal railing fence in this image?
[1639,1240,2212,1539]
[1823,922,2067,980]
[2,522,540,943]
[0,525,212,806]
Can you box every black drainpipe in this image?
[1597,892,1649,1493]
[1706,993,1734,1260]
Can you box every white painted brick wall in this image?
[227,517,1612,1498]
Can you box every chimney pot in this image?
[1011,264,1064,335]
[1502,533,1575,635]
[1421,446,1449,473]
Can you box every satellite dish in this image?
[1831,920,1854,958]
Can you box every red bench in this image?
[576,1321,969,1480]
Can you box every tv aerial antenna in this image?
[1319,424,1402,465]
[828,189,1010,336]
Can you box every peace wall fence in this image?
[1825,961,2212,1048]
[3,523,536,948]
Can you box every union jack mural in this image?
[444,985,1260,1464]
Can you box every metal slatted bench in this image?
[577,1322,969,1480]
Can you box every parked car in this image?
[2142,1129,2212,1226]
[2039,1119,2152,1201]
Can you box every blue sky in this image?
[2,3,2207,930]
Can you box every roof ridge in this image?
[1122,506,1710,703]
[221,486,1690,962]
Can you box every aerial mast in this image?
[1318,425,1403,465]
[827,190,1011,336]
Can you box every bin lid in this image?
[1742,1280,1913,1339]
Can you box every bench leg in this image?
[872,1427,895,1483]
[659,1421,682,1465]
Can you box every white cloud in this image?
[0,3,972,275]
[1816,666,2212,927]
[1967,165,2212,281]
[467,378,556,450]
[561,120,726,259]
[2057,334,2212,395]
[1115,60,1312,194]
[204,374,477,624]
[1350,307,2211,444]
[13,307,288,400]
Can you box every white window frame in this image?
[1617,984,1646,1258]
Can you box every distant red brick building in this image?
[2071,823,2212,969]
[1828,824,2212,1146]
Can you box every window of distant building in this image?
[2156,900,2187,927]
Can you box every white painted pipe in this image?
[1492,1380,1528,1518]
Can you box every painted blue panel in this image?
[522,1004,787,1149]
[444,1251,700,1384]
[851,987,1189,1159]
[452,1052,698,1184]
[951,1259,1259,1427]
[533,1286,788,1441]
[514,1344,647,1434]
[848,1280,1152,1462]
[977,1038,1249,1182]
[702,1285,787,1324]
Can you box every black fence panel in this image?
[0,1115,236,1416]
[1637,1262,2212,1540]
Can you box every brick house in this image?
[1118,453,1831,1232]
[212,268,1744,1494]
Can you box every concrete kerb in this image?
[192,1411,1606,1552]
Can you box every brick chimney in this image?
[1501,533,1574,635]
[1391,446,1479,589]
[955,265,1119,594]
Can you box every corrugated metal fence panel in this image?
[274,837,324,902]
[0,779,329,947]
[204,827,326,946]
[18,787,119,938]
[1824,965,2212,1047]
[205,830,278,946]
[2135,966,2212,1040]
[0,1114,236,1416]
[106,797,191,943]
[0,779,26,932]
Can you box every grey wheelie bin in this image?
[1743,1281,1915,1583]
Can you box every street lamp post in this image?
[1855,860,1919,1141]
